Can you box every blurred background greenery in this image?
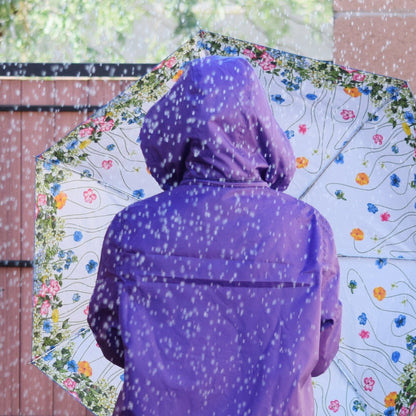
[0,0,332,62]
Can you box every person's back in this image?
[88,55,342,415]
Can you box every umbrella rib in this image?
[42,159,142,200]
[298,99,392,201]
[30,328,91,365]
[333,359,370,415]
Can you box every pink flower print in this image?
[98,119,114,132]
[39,283,48,297]
[93,116,114,132]
[380,212,390,222]
[37,194,47,206]
[359,330,370,339]
[164,56,177,68]
[329,400,340,412]
[255,45,266,51]
[63,378,77,392]
[341,109,356,120]
[40,300,51,317]
[341,66,356,74]
[259,52,276,71]
[299,124,307,134]
[83,189,97,204]
[102,160,113,170]
[79,127,94,138]
[243,49,257,60]
[399,407,409,416]
[48,280,60,297]
[373,134,384,145]
[352,72,366,82]
[33,295,39,308]
[364,376,375,392]
[83,305,89,315]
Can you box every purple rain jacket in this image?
[88,55,342,416]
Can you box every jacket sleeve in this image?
[87,223,125,368]
[311,215,342,377]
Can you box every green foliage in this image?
[0,0,332,62]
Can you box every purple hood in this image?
[140,55,296,191]
[88,55,341,416]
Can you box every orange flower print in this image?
[54,191,68,209]
[356,172,369,185]
[296,157,309,169]
[78,361,92,377]
[172,70,184,82]
[344,87,362,97]
[373,286,386,301]
[350,228,364,241]
[384,391,397,408]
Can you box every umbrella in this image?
[32,30,416,415]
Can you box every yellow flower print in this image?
[343,87,361,97]
[350,228,364,241]
[78,361,92,377]
[296,156,309,169]
[384,391,397,407]
[54,191,68,209]
[373,286,386,301]
[79,139,92,149]
[52,309,59,323]
[355,172,369,186]
[402,122,411,136]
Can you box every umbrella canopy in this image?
[32,30,416,415]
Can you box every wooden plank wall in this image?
[0,77,132,416]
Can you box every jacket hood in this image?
[139,55,295,191]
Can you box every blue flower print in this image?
[368,113,379,122]
[391,351,400,363]
[43,161,52,171]
[86,259,98,274]
[43,347,54,361]
[375,258,387,269]
[358,86,371,95]
[106,144,116,151]
[133,189,145,199]
[66,139,79,150]
[358,313,367,325]
[335,153,344,164]
[285,130,294,139]
[367,203,378,214]
[407,335,416,354]
[223,46,238,55]
[390,173,401,187]
[120,373,125,381]
[271,94,285,104]
[67,360,78,372]
[306,93,317,100]
[391,144,399,154]
[335,190,346,200]
[72,293,80,302]
[73,231,83,242]
[405,111,415,124]
[394,314,406,328]
[348,280,357,293]
[43,320,52,333]
[352,400,366,412]
[384,407,394,416]
[50,183,61,197]
[386,86,399,100]
[81,169,92,178]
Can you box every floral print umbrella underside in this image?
[32,31,416,415]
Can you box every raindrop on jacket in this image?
[88,55,342,416]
